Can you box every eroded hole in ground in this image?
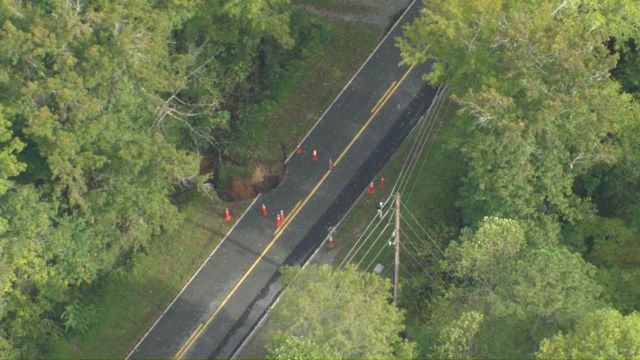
[222,163,285,201]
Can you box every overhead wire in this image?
[364,233,394,271]
[400,215,443,260]
[338,84,450,273]
[339,204,393,268]
[387,84,447,197]
[401,201,446,257]
[344,220,392,268]
[355,220,394,268]
[394,85,448,197]
[404,88,450,200]
[400,246,437,283]
[396,100,439,196]
[399,226,434,269]
[391,86,442,197]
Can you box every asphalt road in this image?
[128,1,436,358]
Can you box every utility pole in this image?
[393,193,400,305]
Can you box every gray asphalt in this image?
[128,1,436,358]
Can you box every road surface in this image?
[128,1,436,358]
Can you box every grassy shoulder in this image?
[241,101,466,358]
[326,100,465,355]
[46,192,238,358]
[46,7,387,360]
[225,11,382,165]
[333,101,464,270]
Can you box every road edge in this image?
[232,1,420,356]
[127,1,418,357]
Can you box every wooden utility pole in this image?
[393,194,400,305]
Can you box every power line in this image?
[364,233,394,271]
[387,84,447,197]
[355,220,393,268]
[400,246,437,283]
[399,228,434,269]
[400,215,443,260]
[394,85,449,197]
[404,93,450,200]
[396,91,445,196]
[345,221,392,268]
[400,201,446,257]
[339,204,393,268]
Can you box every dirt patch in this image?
[295,0,413,27]
[225,164,285,201]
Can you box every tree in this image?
[419,217,602,358]
[0,0,296,356]
[432,311,483,359]
[267,265,415,359]
[398,0,640,225]
[538,308,640,359]
[445,217,525,288]
[0,106,24,198]
[495,246,602,337]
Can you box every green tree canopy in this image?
[0,0,295,356]
[267,265,415,360]
[398,0,640,225]
[538,308,640,359]
[421,217,602,358]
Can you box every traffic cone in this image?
[224,208,232,222]
[328,158,334,170]
[275,213,282,228]
[295,144,303,154]
[311,149,319,162]
[327,235,335,249]
[367,182,375,194]
[280,209,286,222]
[379,177,385,189]
[261,203,267,217]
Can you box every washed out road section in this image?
[128,1,434,358]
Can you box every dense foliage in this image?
[395,0,640,358]
[0,0,296,357]
[266,265,415,360]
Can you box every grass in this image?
[263,17,381,160]
[333,100,465,272]
[46,192,241,359]
[46,7,388,360]
[326,99,466,357]
[229,10,382,165]
[241,100,468,358]
[294,0,376,15]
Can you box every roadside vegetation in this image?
[265,1,640,359]
[0,0,385,358]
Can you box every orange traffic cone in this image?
[295,144,303,154]
[367,182,375,194]
[275,213,282,228]
[328,158,334,170]
[261,203,267,217]
[224,208,232,222]
[327,235,335,249]
[311,149,319,162]
[379,177,385,189]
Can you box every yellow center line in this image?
[334,64,415,167]
[175,323,204,359]
[275,200,302,237]
[176,177,332,359]
[371,80,397,114]
[174,63,416,359]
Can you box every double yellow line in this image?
[174,64,415,359]
[275,200,302,237]
[371,81,397,114]
[334,64,415,167]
